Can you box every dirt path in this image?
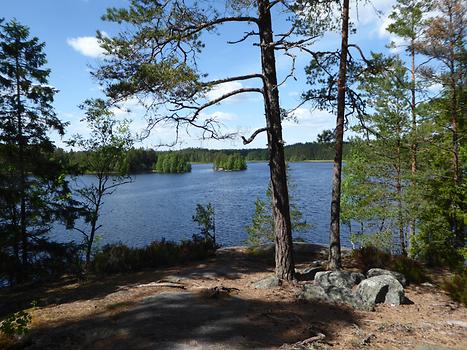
[1,246,466,349]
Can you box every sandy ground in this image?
[0,245,466,350]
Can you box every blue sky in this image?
[2,0,400,150]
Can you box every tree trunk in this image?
[15,51,28,271]
[408,42,417,252]
[449,60,462,247]
[396,137,406,256]
[329,0,350,270]
[257,0,294,281]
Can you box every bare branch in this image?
[227,31,259,44]
[190,87,263,120]
[202,74,264,86]
[242,127,268,145]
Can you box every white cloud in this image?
[284,107,334,129]
[67,32,108,58]
[208,111,237,121]
[206,81,243,101]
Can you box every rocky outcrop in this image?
[314,270,365,289]
[300,283,370,311]
[299,269,407,311]
[367,268,407,286]
[356,275,405,307]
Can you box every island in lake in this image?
[154,153,192,173]
[213,153,247,171]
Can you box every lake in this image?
[54,162,351,248]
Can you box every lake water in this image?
[54,162,351,248]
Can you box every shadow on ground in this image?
[22,290,359,350]
[1,245,328,318]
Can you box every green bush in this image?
[391,255,427,284]
[352,246,427,284]
[351,246,392,271]
[91,236,216,274]
[442,268,467,305]
[0,309,32,338]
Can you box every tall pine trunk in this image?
[258,0,294,281]
[15,50,28,272]
[329,0,350,270]
[408,43,417,252]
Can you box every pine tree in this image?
[0,19,71,281]
[342,58,413,255]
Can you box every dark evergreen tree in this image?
[0,19,72,282]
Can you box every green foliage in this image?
[351,246,427,284]
[154,152,191,173]
[0,19,75,284]
[442,268,467,305]
[350,231,393,253]
[0,309,32,337]
[391,255,426,284]
[342,57,414,255]
[91,237,216,274]
[193,203,216,246]
[351,246,392,272]
[67,98,133,265]
[246,173,310,247]
[213,153,247,171]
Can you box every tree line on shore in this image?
[53,140,342,174]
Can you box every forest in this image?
[56,139,341,174]
[0,0,465,349]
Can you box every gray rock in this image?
[350,272,366,285]
[252,276,281,289]
[300,283,329,301]
[295,266,324,281]
[367,268,407,286]
[357,275,405,308]
[299,283,371,311]
[314,270,362,289]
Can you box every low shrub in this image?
[442,268,467,305]
[352,246,427,284]
[351,246,392,271]
[91,236,216,274]
[0,309,32,338]
[390,255,427,284]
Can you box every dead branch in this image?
[242,127,268,145]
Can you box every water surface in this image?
[55,162,351,248]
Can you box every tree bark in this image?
[15,50,28,271]
[257,0,294,281]
[396,135,406,256]
[408,42,417,252]
[329,0,350,270]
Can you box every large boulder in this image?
[300,283,371,311]
[314,270,365,289]
[367,268,407,286]
[356,275,405,308]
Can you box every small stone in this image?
[445,320,467,329]
[252,276,281,289]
